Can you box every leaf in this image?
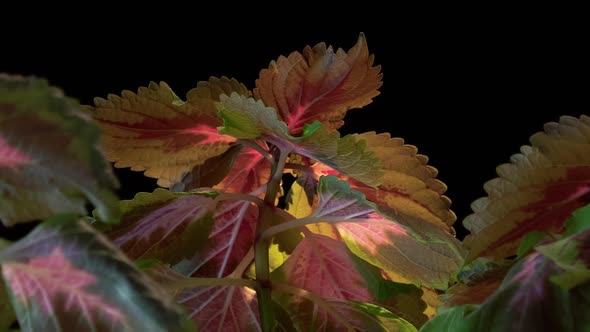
[144,263,261,332]
[425,252,590,332]
[276,291,415,332]
[285,181,340,239]
[418,305,477,332]
[312,132,455,232]
[174,199,258,277]
[516,231,550,258]
[463,115,590,261]
[536,227,590,289]
[254,33,382,133]
[217,94,383,187]
[439,258,513,307]
[179,284,260,332]
[171,145,242,192]
[0,74,119,226]
[212,145,271,195]
[0,275,16,330]
[97,189,215,265]
[564,203,590,236]
[312,175,464,289]
[276,230,428,327]
[0,215,195,332]
[273,233,372,301]
[87,76,250,187]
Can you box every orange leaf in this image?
[87,77,250,187]
[464,115,590,261]
[254,33,382,134]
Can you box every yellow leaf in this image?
[347,132,456,232]
[464,115,590,261]
[87,77,250,187]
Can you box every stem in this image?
[255,146,290,332]
[229,247,254,278]
[239,139,273,162]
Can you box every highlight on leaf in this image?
[0,74,119,226]
[303,176,464,290]
[0,215,195,332]
[87,76,250,188]
[254,33,382,134]
[309,132,455,233]
[463,115,590,261]
[272,232,429,328]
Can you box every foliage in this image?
[1,35,589,331]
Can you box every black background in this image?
[2,19,587,240]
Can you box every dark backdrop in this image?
[2,24,586,240]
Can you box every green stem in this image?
[255,146,290,332]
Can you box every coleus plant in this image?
[0,34,589,332]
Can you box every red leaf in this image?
[464,115,590,261]
[213,145,271,195]
[254,33,382,134]
[89,77,250,187]
[275,233,371,301]
[178,285,260,332]
[174,200,258,278]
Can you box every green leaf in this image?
[0,275,16,330]
[536,229,590,289]
[351,302,418,332]
[299,124,383,187]
[516,231,550,258]
[216,93,383,187]
[418,305,477,332]
[0,74,119,226]
[0,215,195,332]
[564,203,590,236]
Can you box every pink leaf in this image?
[0,216,194,331]
[174,200,258,277]
[0,136,31,169]
[275,233,371,301]
[179,285,260,332]
[213,145,271,195]
[2,247,126,328]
